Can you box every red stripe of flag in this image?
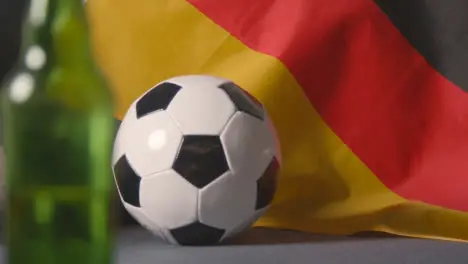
[188,0,468,211]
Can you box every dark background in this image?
[0,0,26,82]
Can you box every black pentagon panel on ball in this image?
[172,135,229,189]
[218,82,264,120]
[170,221,226,245]
[135,82,182,118]
[113,155,142,207]
[255,157,280,210]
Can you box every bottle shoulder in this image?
[3,65,114,112]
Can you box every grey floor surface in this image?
[114,228,468,264]
[118,227,468,264]
[120,227,468,264]
[0,226,467,264]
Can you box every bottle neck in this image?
[21,0,92,71]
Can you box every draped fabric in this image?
[88,0,468,241]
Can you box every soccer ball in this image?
[112,75,281,245]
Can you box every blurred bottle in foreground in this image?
[2,0,115,263]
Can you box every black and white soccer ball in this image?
[112,75,281,245]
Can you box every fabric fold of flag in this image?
[88,0,468,241]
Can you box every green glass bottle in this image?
[2,0,115,263]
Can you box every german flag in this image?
[88,0,468,241]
